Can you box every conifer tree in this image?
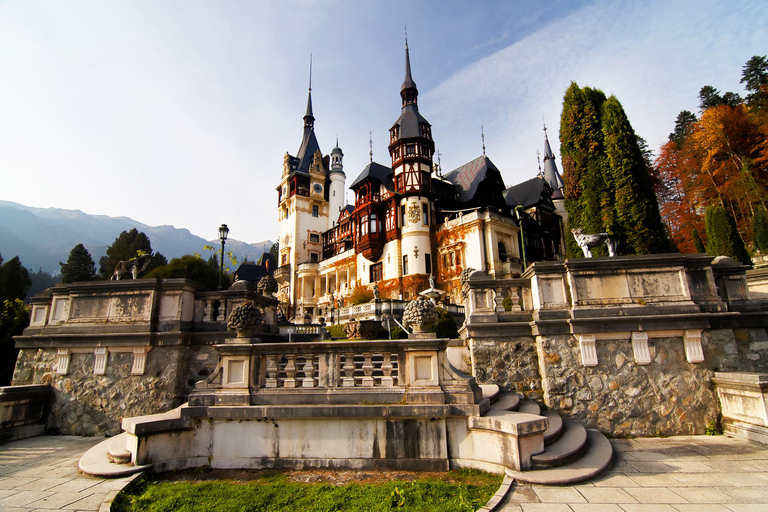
[98,229,153,279]
[692,229,706,253]
[60,244,97,283]
[753,206,768,252]
[560,82,671,256]
[705,205,751,265]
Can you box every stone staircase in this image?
[480,385,613,485]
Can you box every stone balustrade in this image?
[190,338,482,409]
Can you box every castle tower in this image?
[328,140,345,228]
[388,39,436,277]
[542,124,567,255]
[276,70,331,317]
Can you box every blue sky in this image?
[1,0,767,244]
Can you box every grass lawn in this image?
[111,468,502,512]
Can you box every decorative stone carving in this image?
[94,347,108,375]
[257,274,278,296]
[111,253,153,280]
[407,202,420,224]
[572,228,616,258]
[684,329,705,363]
[631,332,651,365]
[403,295,438,333]
[578,334,598,366]
[131,347,149,375]
[56,348,70,375]
[460,267,476,300]
[226,303,264,337]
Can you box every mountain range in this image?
[0,200,273,275]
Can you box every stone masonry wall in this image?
[471,336,542,399]
[13,346,188,436]
[707,327,768,373]
[536,334,719,437]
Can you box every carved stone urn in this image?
[402,295,438,334]
[227,303,264,340]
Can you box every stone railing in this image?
[0,384,51,442]
[190,338,482,408]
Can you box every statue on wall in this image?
[111,253,153,280]
[572,228,616,258]
[373,282,380,300]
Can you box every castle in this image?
[274,42,566,320]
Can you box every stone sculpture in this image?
[572,228,616,258]
[402,295,438,333]
[111,254,153,280]
[257,274,278,296]
[373,282,380,300]
[227,303,264,337]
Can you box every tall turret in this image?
[388,39,435,277]
[328,139,345,228]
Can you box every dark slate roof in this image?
[504,176,553,209]
[443,155,501,203]
[349,162,393,189]
[542,134,564,193]
[391,105,430,139]
[295,126,321,175]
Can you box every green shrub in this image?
[434,308,459,339]
[327,324,347,339]
[145,255,231,290]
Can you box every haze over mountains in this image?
[0,200,273,275]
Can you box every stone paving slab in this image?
[1,434,767,511]
[497,435,768,512]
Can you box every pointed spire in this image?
[304,54,314,128]
[481,125,486,157]
[541,119,564,192]
[400,28,418,106]
[543,120,555,161]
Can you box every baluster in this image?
[362,352,374,387]
[342,352,356,387]
[284,354,297,388]
[302,353,315,387]
[380,352,393,387]
[265,355,278,388]
[494,287,505,313]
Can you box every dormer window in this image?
[421,124,431,139]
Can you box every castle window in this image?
[403,255,409,275]
[425,253,432,274]
[310,233,320,243]
[406,144,415,156]
[312,205,319,217]
[422,203,429,225]
[310,252,319,263]
[370,213,378,233]
[498,242,508,262]
[370,262,382,283]
[400,205,406,227]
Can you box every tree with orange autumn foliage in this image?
[654,55,768,256]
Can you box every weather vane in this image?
[369,131,373,163]
[481,125,486,157]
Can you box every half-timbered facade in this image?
[275,43,565,320]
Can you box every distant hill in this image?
[0,200,273,275]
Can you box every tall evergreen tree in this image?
[753,206,768,252]
[668,110,697,147]
[60,244,97,283]
[692,229,706,253]
[560,82,671,257]
[1,256,32,301]
[705,205,751,265]
[741,55,768,108]
[602,97,672,254]
[98,228,153,279]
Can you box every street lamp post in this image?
[514,206,528,270]
[217,224,229,291]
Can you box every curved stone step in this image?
[517,400,540,416]
[490,392,520,412]
[107,434,131,464]
[79,433,152,478]
[508,429,613,485]
[542,409,563,445]
[531,420,587,469]
[480,384,500,403]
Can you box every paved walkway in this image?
[0,436,133,512]
[498,435,768,511]
[0,434,766,511]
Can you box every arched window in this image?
[498,242,508,262]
